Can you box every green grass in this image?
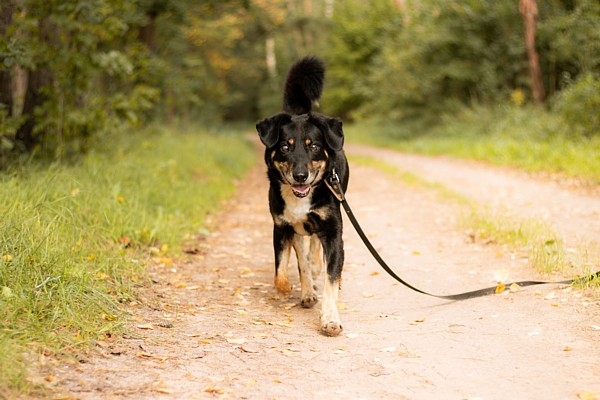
[0,124,257,396]
[346,105,600,185]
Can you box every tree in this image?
[520,0,545,104]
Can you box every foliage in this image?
[0,124,256,395]
[3,0,600,159]
[346,104,600,184]
[320,0,399,119]
[552,73,600,137]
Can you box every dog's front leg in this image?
[319,232,344,337]
[273,225,293,295]
[292,235,318,308]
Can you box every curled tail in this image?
[283,56,325,115]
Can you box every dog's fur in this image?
[256,57,349,336]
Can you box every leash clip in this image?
[326,168,345,202]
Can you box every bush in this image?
[553,73,600,137]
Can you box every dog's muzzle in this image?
[291,184,311,198]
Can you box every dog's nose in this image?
[293,171,308,183]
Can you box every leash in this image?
[325,169,598,300]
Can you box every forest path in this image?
[53,141,600,400]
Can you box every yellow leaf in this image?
[174,282,187,288]
[495,283,506,294]
[158,257,174,266]
[137,324,154,330]
[101,313,117,321]
[95,272,109,281]
[578,390,600,400]
[509,283,521,292]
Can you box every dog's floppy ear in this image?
[310,114,344,151]
[256,113,291,148]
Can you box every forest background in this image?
[1,0,600,162]
[2,0,600,395]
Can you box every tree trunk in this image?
[519,0,545,104]
[138,11,157,53]
[16,16,55,151]
[265,36,277,79]
[0,1,14,116]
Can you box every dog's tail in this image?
[283,56,325,115]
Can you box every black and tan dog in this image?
[256,57,349,336]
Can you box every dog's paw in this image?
[274,275,292,295]
[300,294,318,309]
[320,321,343,337]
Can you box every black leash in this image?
[326,169,598,301]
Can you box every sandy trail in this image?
[52,142,600,400]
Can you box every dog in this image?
[256,56,349,336]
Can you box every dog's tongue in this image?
[292,184,310,196]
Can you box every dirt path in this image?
[52,142,600,399]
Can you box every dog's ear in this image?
[310,114,344,151]
[256,113,291,148]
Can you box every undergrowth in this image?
[346,105,600,185]
[0,124,257,396]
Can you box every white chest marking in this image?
[279,185,312,235]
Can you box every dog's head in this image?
[256,112,344,198]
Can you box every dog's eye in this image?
[280,143,290,153]
[309,143,320,152]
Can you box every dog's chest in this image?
[278,185,312,234]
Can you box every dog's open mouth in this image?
[291,184,311,198]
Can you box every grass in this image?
[346,105,600,185]
[349,154,595,280]
[0,124,257,396]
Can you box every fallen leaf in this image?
[227,338,246,345]
[495,283,506,294]
[578,390,600,400]
[204,388,223,394]
[509,283,521,292]
[563,346,572,352]
[137,324,154,330]
[153,388,173,394]
[543,291,558,300]
[157,257,174,266]
[241,344,260,353]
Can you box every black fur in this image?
[256,56,349,336]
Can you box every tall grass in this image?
[0,124,257,395]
